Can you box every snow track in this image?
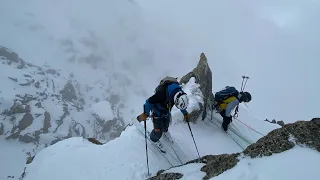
[132,119,181,167]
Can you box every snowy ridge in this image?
[19,78,279,180]
[16,76,320,180]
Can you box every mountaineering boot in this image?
[221,124,228,132]
[163,131,174,143]
[154,141,166,153]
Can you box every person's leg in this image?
[222,116,231,131]
[150,114,164,142]
[219,110,230,131]
[163,113,171,132]
[163,113,174,143]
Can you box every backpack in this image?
[154,76,180,110]
[154,76,179,93]
[214,86,239,105]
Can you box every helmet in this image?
[174,91,189,110]
[241,92,251,102]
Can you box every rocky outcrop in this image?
[150,118,320,180]
[187,153,240,180]
[0,123,4,135]
[265,119,285,127]
[180,53,214,122]
[244,118,320,158]
[149,173,183,180]
[0,46,26,69]
[43,111,51,133]
[60,80,78,102]
[87,138,103,145]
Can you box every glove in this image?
[184,114,189,122]
[137,113,148,122]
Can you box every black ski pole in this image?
[143,105,150,176]
[241,76,245,92]
[186,120,201,160]
[243,76,249,91]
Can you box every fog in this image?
[0,0,319,123]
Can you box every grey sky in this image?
[135,0,320,122]
[1,0,319,123]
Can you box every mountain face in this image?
[0,45,126,152]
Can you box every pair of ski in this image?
[132,118,187,167]
[207,118,251,150]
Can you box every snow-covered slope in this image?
[20,78,283,180]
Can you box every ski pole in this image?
[143,105,150,176]
[241,76,245,92]
[186,120,201,160]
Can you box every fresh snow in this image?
[213,146,320,180]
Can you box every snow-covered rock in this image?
[180,53,214,122]
[0,45,125,148]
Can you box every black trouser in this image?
[150,113,171,142]
[219,110,232,131]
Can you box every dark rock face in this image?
[60,81,77,102]
[243,127,295,158]
[287,118,320,152]
[18,113,34,131]
[264,119,285,127]
[244,118,320,158]
[87,138,103,145]
[188,153,240,180]
[43,111,51,133]
[148,173,183,180]
[0,123,4,135]
[277,120,285,127]
[0,46,26,69]
[180,53,214,122]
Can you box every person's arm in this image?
[180,109,188,115]
[225,99,239,117]
[144,88,167,116]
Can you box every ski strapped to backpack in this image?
[233,76,249,118]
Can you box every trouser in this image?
[219,110,232,130]
[150,112,171,142]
